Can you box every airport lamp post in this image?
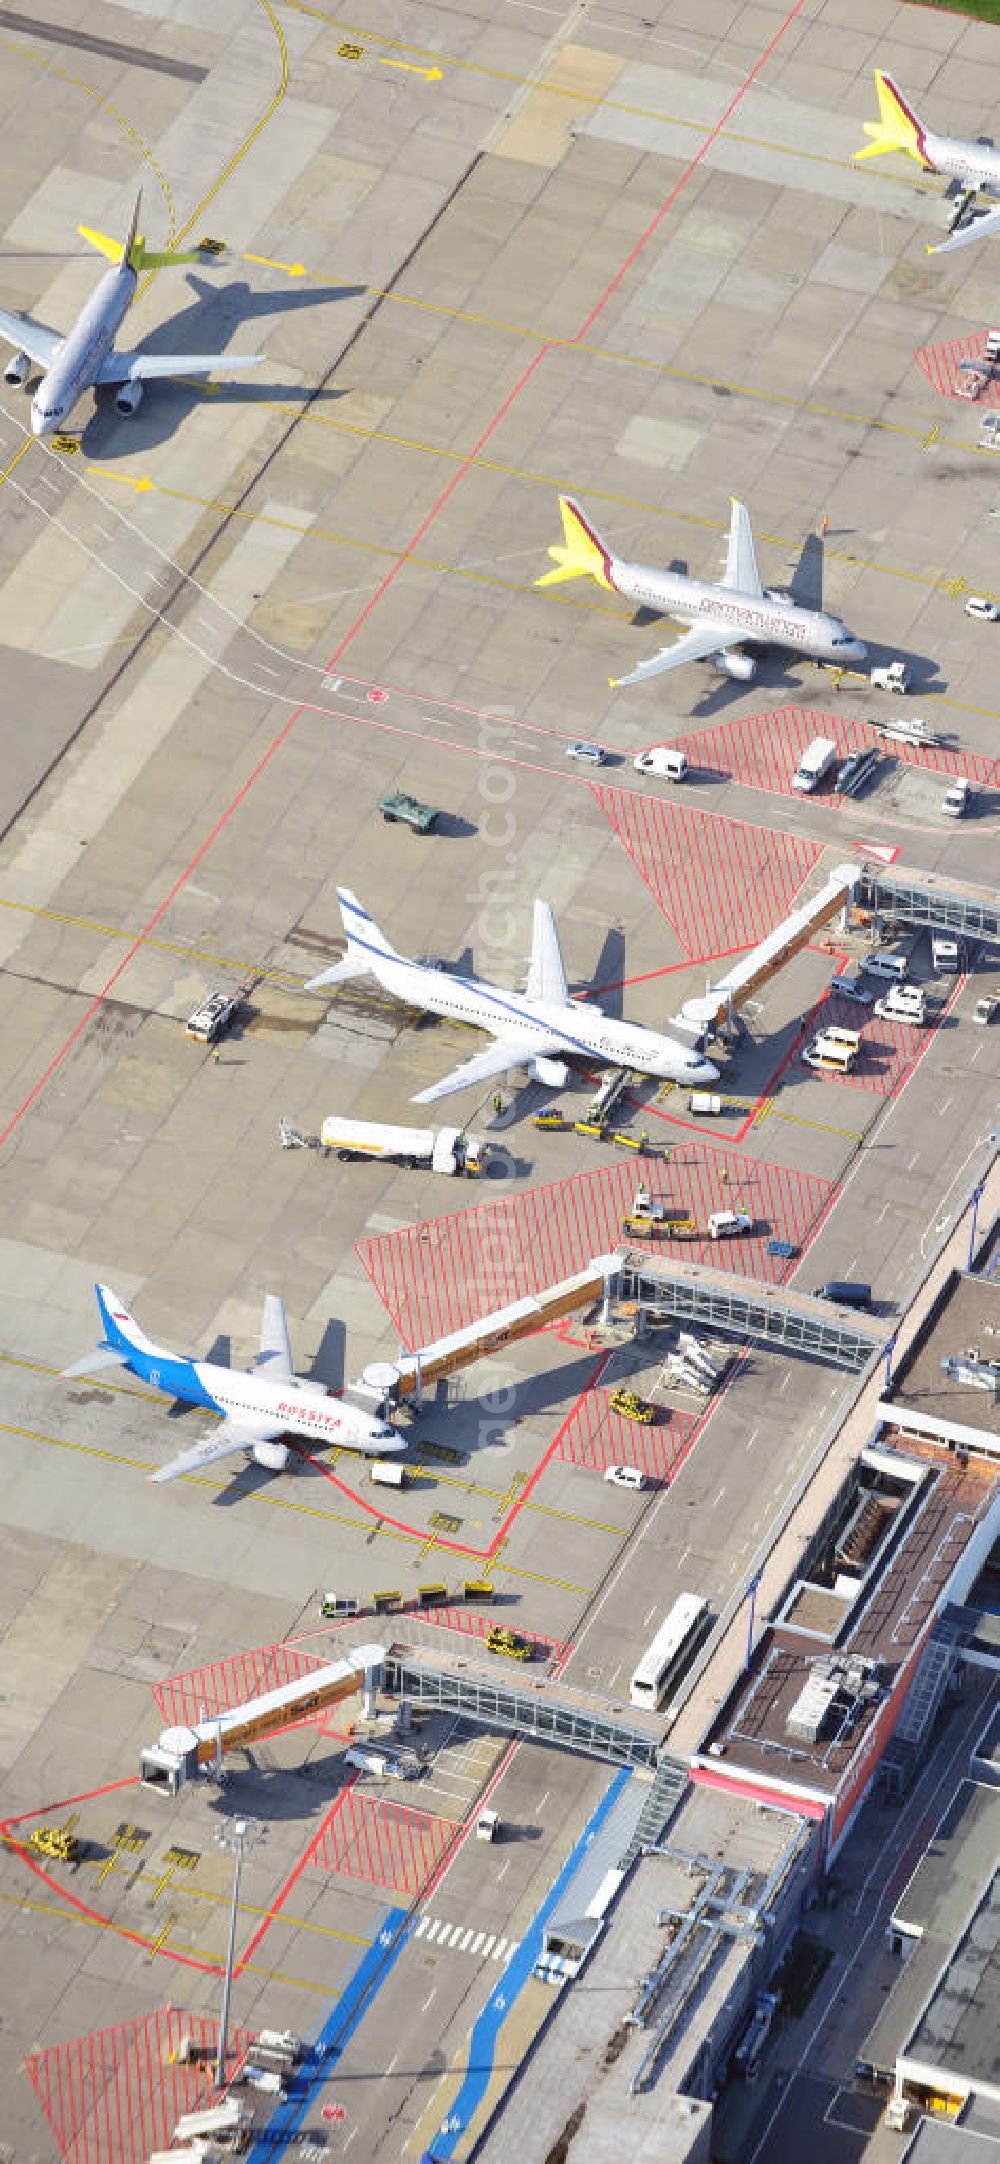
[215,1816,265,2090]
[745,1571,763,1674]
[969,1181,987,1272]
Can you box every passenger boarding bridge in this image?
[619,1251,888,1371]
[859,862,1000,946]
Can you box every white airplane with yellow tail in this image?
[856,70,1000,256]
[536,496,866,689]
[0,191,261,437]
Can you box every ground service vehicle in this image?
[975,992,1000,1024]
[864,949,908,982]
[378,790,440,832]
[565,740,606,765]
[689,1091,724,1115]
[370,1461,408,1490]
[942,777,972,818]
[630,1592,710,1713]
[931,935,959,973]
[476,1808,501,1841]
[319,1593,361,1618]
[832,972,873,1005]
[633,745,689,781]
[792,736,838,794]
[803,1038,854,1074]
[605,1463,646,1490]
[869,660,909,693]
[185,989,245,1043]
[609,1388,656,1423]
[816,1279,872,1308]
[874,987,926,1025]
[487,1626,532,1661]
[345,1744,417,1779]
[707,1209,753,1237]
[965,595,1000,620]
[321,1117,484,1175]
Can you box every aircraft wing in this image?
[525,900,569,1005]
[0,306,63,366]
[95,350,263,384]
[611,617,746,690]
[413,1033,557,1105]
[150,1415,284,1485]
[929,204,1000,255]
[254,1292,294,1380]
[724,498,763,596]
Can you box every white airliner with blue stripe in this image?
[64,1284,401,1485]
[306,889,719,1100]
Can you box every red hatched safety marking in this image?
[558,1391,698,1482]
[672,705,999,799]
[408,1604,560,1660]
[25,2008,256,2164]
[821,993,927,1096]
[358,1149,832,1347]
[152,1641,327,1727]
[311,1791,456,1890]
[591,787,822,958]
[914,328,1000,406]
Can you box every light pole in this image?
[745,1571,763,1674]
[215,1816,266,2090]
[968,1180,987,1273]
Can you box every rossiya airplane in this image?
[535,496,867,689]
[64,1285,403,1484]
[855,70,1000,256]
[0,190,261,438]
[306,888,720,1099]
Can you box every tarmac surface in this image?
[3,0,1000,2157]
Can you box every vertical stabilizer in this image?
[855,72,931,167]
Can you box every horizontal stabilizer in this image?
[305,953,371,993]
[96,350,263,385]
[61,1346,128,1380]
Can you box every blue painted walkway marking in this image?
[422,1768,631,2162]
[244,1905,409,2162]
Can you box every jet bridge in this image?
[858,862,1000,946]
[139,1646,385,1795]
[673,863,861,1038]
[620,1250,888,1370]
[354,1255,619,1409]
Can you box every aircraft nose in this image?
[30,404,45,437]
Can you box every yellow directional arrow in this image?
[86,467,153,491]
[245,252,308,276]
[379,57,443,80]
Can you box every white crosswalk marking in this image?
[413,1915,519,1964]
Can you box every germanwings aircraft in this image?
[0,191,261,438]
[856,70,1000,256]
[536,496,867,689]
[306,888,719,1100]
[64,1284,402,1484]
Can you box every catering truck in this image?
[320,1117,485,1175]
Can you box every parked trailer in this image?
[321,1117,484,1175]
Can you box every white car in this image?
[604,1463,646,1491]
[965,595,1000,621]
[566,739,607,765]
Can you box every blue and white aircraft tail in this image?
[0,188,263,439]
[64,1282,401,1485]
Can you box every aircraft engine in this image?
[4,351,30,387]
[718,649,756,682]
[530,1056,570,1088]
[115,379,144,416]
[252,1439,292,1472]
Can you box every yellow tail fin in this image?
[854,70,929,167]
[78,226,205,272]
[535,496,614,591]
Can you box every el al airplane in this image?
[306,888,720,1100]
[536,497,867,689]
[856,70,1000,257]
[0,191,261,439]
[64,1284,402,1484]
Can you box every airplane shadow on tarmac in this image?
[69,274,366,458]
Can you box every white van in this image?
[792,737,838,794]
[707,1209,753,1238]
[863,949,908,983]
[633,746,689,782]
[803,1039,854,1073]
[874,986,926,1025]
[370,1460,408,1489]
[815,1025,861,1055]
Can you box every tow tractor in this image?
[486,1626,533,1662]
[26,1820,81,1864]
[609,1387,657,1423]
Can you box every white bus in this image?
[630,1593,710,1715]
